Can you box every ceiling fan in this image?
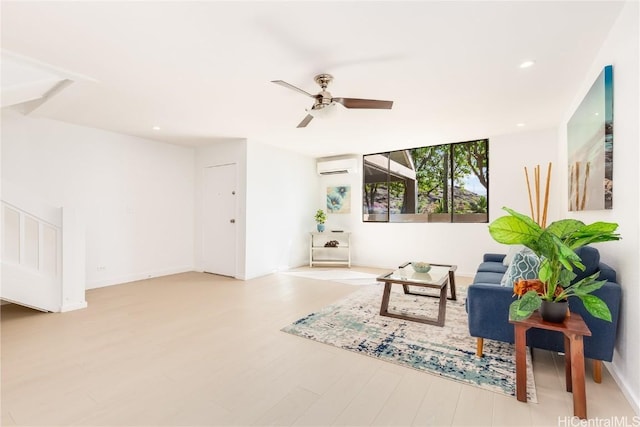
[271,73,393,128]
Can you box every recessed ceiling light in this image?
[152,126,161,130]
[519,60,535,69]
[517,123,525,127]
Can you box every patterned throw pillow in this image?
[502,244,525,266]
[500,248,541,287]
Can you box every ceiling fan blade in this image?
[297,114,314,128]
[271,80,315,98]
[332,97,393,109]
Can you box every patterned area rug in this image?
[282,284,538,402]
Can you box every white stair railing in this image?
[1,201,62,311]
[2,201,61,274]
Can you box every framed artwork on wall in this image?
[567,65,614,211]
[327,186,351,214]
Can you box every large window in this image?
[363,139,488,223]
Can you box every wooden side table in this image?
[510,312,592,419]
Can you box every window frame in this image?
[362,139,489,224]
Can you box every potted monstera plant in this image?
[488,207,620,322]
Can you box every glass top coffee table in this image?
[376,262,457,327]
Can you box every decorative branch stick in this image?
[569,164,575,211]
[575,162,581,210]
[524,163,552,224]
[535,165,541,225]
[524,167,535,219]
[580,162,591,210]
[542,162,552,228]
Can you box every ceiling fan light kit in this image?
[271,73,393,128]
[308,101,337,117]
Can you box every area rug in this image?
[281,284,538,402]
[282,269,379,286]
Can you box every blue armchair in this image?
[466,246,622,382]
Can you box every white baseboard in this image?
[607,361,640,416]
[86,266,194,289]
[196,268,247,281]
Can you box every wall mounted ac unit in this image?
[317,158,358,175]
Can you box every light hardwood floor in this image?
[1,270,636,426]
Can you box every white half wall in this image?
[320,129,559,276]
[245,141,317,279]
[1,110,195,289]
[558,1,639,414]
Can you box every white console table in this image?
[309,232,351,267]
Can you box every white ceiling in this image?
[1,1,625,157]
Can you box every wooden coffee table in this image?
[376,263,457,327]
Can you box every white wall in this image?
[194,139,248,279]
[321,129,559,276]
[1,110,195,289]
[245,141,317,279]
[558,1,639,413]
[488,128,561,226]
[195,139,316,280]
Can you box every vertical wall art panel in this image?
[567,65,614,211]
[327,186,351,213]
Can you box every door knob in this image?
[230,219,236,223]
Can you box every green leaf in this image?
[569,234,621,249]
[538,260,552,283]
[572,279,606,296]
[509,290,542,321]
[566,222,620,249]
[569,272,606,296]
[488,216,540,246]
[558,269,577,287]
[542,232,583,272]
[537,231,558,260]
[502,207,542,230]
[579,294,612,322]
[580,222,619,234]
[521,290,542,307]
[557,240,584,271]
[546,219,585,239]
[570,271,601,286]
[509,301,530,321]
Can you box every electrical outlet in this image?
[97,266,106,272]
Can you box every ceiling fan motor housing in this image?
[314,91,333,109]
[313,74,334,110]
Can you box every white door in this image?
[202,164,237,277]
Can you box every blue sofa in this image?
[466,246,621,382]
